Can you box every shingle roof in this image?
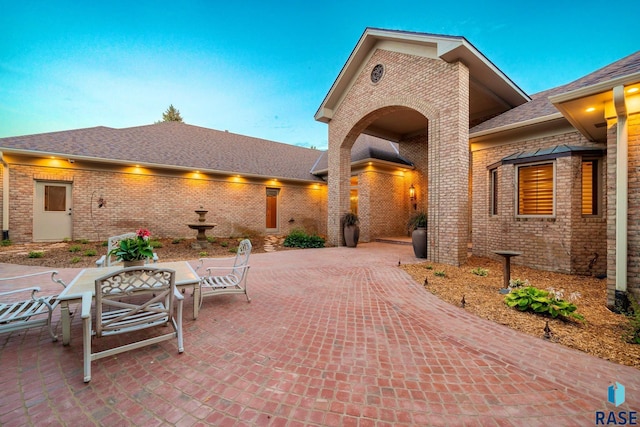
[0,122,324,182]
[471,50,640,134]
[310,134,413,174]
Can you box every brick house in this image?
[315,28,639,306]
[1,28,639,306]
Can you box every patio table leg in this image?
[61,301,71,345]
[193,284,200,319]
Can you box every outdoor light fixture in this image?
[409,184,417,210]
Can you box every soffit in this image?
[550,75,640,143]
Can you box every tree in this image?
[159,104,183,122]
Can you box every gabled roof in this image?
[316,28,530,127]
[311,134,413,175]
[471,50,640,138]
[0,122,324,182]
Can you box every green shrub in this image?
[425,265,433,270]
[149,240,163,248]
[70,256,82,264]
[198,251,208,257]
[283,229,325,249]
[76,239,90,244]
[229,247,238,253]
[471,267,489,277]
[434,270,446,277]
[28,251,44,258]
[1,239,11,247]
[206,236,217,243]
[84,249,97,257]
[624,292,640,344]
[101,241,109,247]
[171,238,184,244]
[220,241,229,247]
[505,286,584,321]
[509,278,529,288]
[69,245,82,253]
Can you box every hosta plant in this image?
[505,286,584,321]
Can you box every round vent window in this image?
[370,64,384,83]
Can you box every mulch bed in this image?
[0,237,274,269]
[400,256,640,369]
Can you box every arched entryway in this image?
[323,62,470,266]
[316,29,529,266]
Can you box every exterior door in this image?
[33,182,73,241]
[266,188,279,230]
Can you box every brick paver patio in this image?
[1,242,638,426]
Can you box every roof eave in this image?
[469,113,564,140]
[312,157,415,176]
[0,148,325,184]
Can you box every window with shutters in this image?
[516,162,554,217]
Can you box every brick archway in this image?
[326,50,470,266]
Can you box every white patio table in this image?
[56,261,201,345]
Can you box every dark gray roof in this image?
[0,122,324,182]
[500,144,605,165]
[311,134,413,174]
[471,50,640,134]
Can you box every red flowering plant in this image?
[108,228,154,262]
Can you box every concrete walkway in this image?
[0,242,637,426]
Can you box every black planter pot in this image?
[344,225,360,247]
[411,227,427,258]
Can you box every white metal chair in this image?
[196,239,252,307]
[81,266,184,382]
[0,271,67,341]
[96,232,159,267]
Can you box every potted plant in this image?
[108,228,154,266]
[342,212,360,248]
[407,211,427,258]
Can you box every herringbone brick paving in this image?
[1,243,638,426]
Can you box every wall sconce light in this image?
[409,184,417,210]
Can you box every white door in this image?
[33,182,73,241]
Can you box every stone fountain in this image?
[187,209,216,249]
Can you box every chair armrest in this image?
[204,265,250,274]
[80,292,93,319]
[152,253,159,263]
[195,257,236,272]
[96,255,106,267]
[173,288,184,301]
[0,286,41,297]
[50,271,68,288]
[0,270,59,282]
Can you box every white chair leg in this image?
[176,300,184,353]
[83,316,92,383]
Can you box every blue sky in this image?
[1,1,637,149]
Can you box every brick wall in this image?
[1,162,327,243]
[608,112,640,305]
[327,49,469,265]
[472,131,607,275]
[359,169,408,241]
